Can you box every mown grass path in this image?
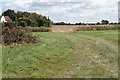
[2,30,118,78]
[55,32,118,78]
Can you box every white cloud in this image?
[0,1,2,15]
[2,0,118,23]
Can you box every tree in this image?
[18,21,27,27]
[16,11,24,19]
[17,17,33,26]
[4,9,52,27]
[101,19,109,25]
[3,9,16,21]
[37,17,52,27]
[96,22,101,25]
[37,18,45,27]
[75,22,82,25]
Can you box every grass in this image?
[73,30,118,43]
[2,30,118,78]
[0,48,2,80]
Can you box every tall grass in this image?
[24,27,51,32]
[76,26,119,31]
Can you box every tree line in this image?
[53,20,118,25]
[2,9,118,27]
[3,9,52,27]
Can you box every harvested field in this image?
[51,25,116,32]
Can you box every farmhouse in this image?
[0,15,12,22]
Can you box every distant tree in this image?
[109,22,118,25]
[96,22,101,25]
[75,22,82,25]
[3,9,16,21]
[54,22,65,25]
[109,22,114,25]
[60,22,65,25]
[101,19,109,25]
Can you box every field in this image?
[51,25,116,32]
[2,25,118,78]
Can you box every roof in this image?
[4,16,12,21]
[0,16,12,21]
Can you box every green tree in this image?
[37,18,45,27]
[18,17,33,26]
[3,9,16,21]
[96,22,101,25]
[75,22,82,25]
[16,11,24,19]
[18,21,27,27]
[101,19,109,25]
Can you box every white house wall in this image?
[0,16,7,22]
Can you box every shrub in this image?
[2,27,39,45]
[4,22,18,28]
[18,21,27,27]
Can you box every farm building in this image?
[0,15,12,22]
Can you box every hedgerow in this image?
[76,26,119,31]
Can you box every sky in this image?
[0,0,120,23]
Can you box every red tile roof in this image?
[4,16,12,21]
[0,16,12,21]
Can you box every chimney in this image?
[2,13,4,16]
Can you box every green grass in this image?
[2,30,118,78]
[0,48,2,80]
[73,30,118,43]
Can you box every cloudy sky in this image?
[0,0,120,23]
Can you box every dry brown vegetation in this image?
[51,25,117,32]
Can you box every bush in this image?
[4,22,18,28]
[2,27,39,45]
[18,21,27,27]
